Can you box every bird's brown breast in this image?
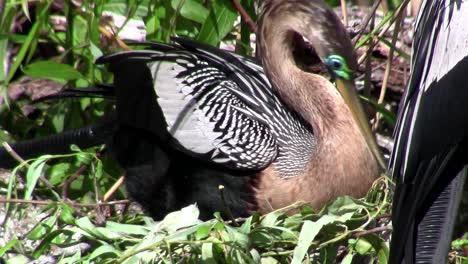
[253,117,380,214]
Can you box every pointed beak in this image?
[335,79,386,170]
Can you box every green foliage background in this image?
[0,0,465,263]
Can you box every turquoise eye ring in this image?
[324,55,352,80]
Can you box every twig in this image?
[218,185,239,226]
[1,142,24,164]
[62,164,88,200]
[0,0,5,29]
[375,213,392,220]
[98,25,131,51]
[340,0,348,27]
[363,10,375,107]
[2,142,56,191]
[103,176,124,202]
[0,198,130,207]
[353,226,392,237]
[92,161,107,224]
[357,0,411,65]
[231,0,256,33]
[352,0,382,44]
[373,6,404,129]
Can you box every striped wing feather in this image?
[97,39,315,173]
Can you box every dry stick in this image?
[340,0,348,27]
[0,0,5,26]
[62,164,88,200]
[352,0,382,45]
[363,11,375,108]
[92,162,107,224]
[375,213,392,220]
[98,25,131,51]
[1,142,56,191]
[373,8,404,130]
[218,185,240,226]
[231,0,256,33]
[0,198,129,207]
[353,226,392,237]
[103,176,125,202]
[357,0,411,66]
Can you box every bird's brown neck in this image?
[252,60,380,211]
[254,16,380,213]
[257,24,349,139]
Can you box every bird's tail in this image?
[0,121,116,168]
[414,169,466,263]
[0,86,117,168]
[33,85,115,102]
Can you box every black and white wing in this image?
[97,38,314,172]
[388,1,468,263]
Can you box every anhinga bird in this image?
[0,0,382,220]
[389,0,468,263]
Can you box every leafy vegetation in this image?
[0,0,466,263]
[2,150,392,263]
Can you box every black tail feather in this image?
[0,121,115,168]
[414,169,466,264]
[34,84,115,102]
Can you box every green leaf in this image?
[291,220,316,264]
[355,237,373,255]
[360,96,396,125]
[452,238,468,248]
[21,0,31,21]
[88,244,119,260]
[377,247,389,264]
[261,257,279,264]
[250,248,261,263]
[89,41,103,61]
[27,212,59,240]
[197,0,238,45]
[58,251,81,264]
[0,239,19,257]
[5,2,50,86]
[158,204,201,233]
[225,225,249,248]
[171,0,209,24]
[103,1,149,18]
[24,158,47,200]
[195,224,211,240]
[201,243,217,264]
[47,162,72,185]
[59,203,76,225]
[31,229,75,259]
[377,239,390,264]
[341,252,354,264]
[72,14,88,50]
[22,61,84,81]
[239,215,253,234]
[105,221,149,236]
[3,255,29,263]
[260,210,283,227]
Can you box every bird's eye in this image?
[331,60,342,69]
[325,55,351,80]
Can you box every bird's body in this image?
[389,0,468,263]
[0,0,381,220]
[103,34,378,218]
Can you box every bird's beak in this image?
[335,79,386,170]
